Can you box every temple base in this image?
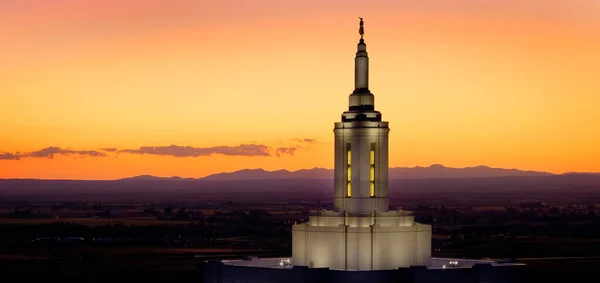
[292,210,431,270]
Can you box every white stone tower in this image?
[333,17,389,214]
[292,19,431,271]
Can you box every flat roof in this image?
[222,257,524,270]
[223,257,293,269]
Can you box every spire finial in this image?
[359,17,364,39]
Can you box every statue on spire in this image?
[359,17,364,39]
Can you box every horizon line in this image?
[1,164,598,181]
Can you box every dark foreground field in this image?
[1,175,600,282]
[1,221,600,282]
[1,245,600,282]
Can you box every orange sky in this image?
[1,0,599,179]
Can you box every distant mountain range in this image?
[2,165,599,203]
[121,164,560,181]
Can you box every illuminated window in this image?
[347,146,352,165]
[347,143,352,197]
[347,182,352,197]
[370,142,375,197]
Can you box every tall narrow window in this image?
[370,142,375,197]
[347,143,352,197]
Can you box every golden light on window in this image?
[347,182,352,197]
[347,149,352,165]
[347,165,352,197]
[370,142,376,197]
[347,143,352,197]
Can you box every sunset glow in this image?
[1,0,599,179]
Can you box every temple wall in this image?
[307,210,415,228]
[292,224,346,269]
[372,223,432,270]
[292,222,432,270]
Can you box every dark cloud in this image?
[120,144,271,157]
[25,147,106,159]
[272,138,322,157]
[0,147,106,160]
[275,146,300,157]
[290,138,323,144]
[0,153,21,160]
[1,140,318,161]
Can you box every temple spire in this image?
[348,18,376,113]
[354,17,369,92]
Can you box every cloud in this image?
[25,147,106,159]
[0,147,106,160]
[119,144,270,157]
[0,153,21,160]
[120,141,318,158]
[1,139,321,161]
[275,146,300,157]
[276,137,322,157]
[291,138,318,144]
[271,137,324,157]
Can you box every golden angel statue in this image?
[359,17,364,39]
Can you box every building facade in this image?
[202,19,525,283]
[291,19,431,271]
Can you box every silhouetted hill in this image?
[2,165,599,205]
[195,164,552,181]
[200,168,332,180]
[388,164,552,179]
[118,175,191,181]
[2,174,600,205]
